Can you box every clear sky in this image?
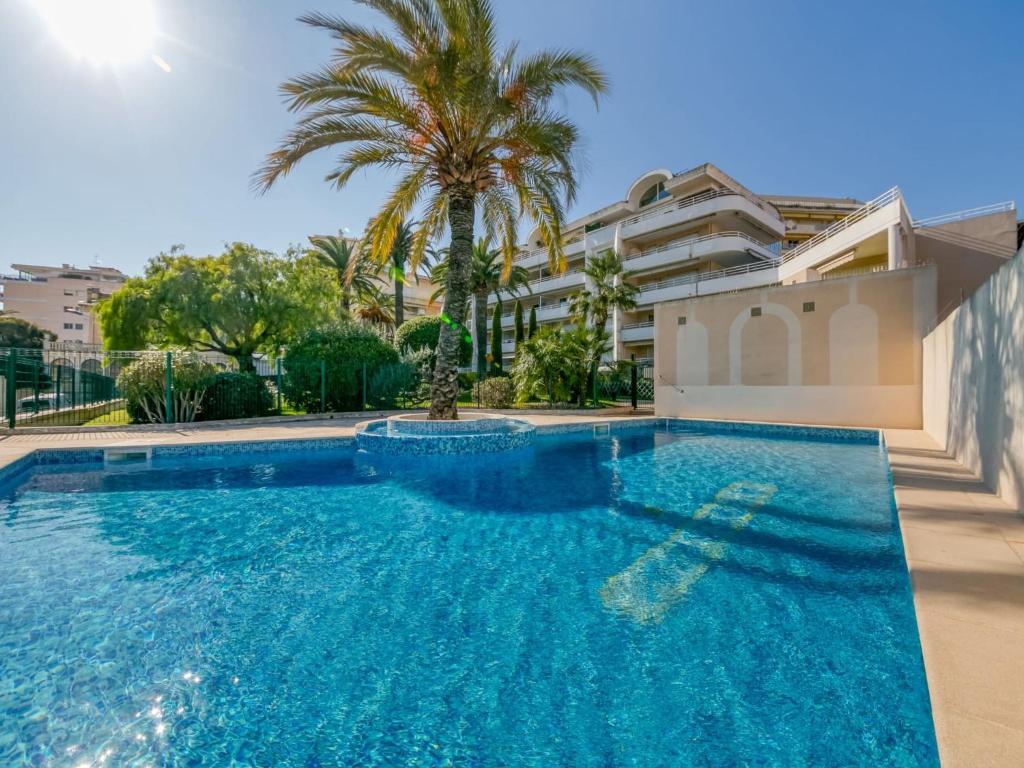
[1,0,1021,276]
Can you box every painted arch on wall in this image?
[729,303,802,386]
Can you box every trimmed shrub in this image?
[394,315,472,367]
[117,349,216,423]
[283,323,399,412]
[479,376,514,408]
[197,372,275,421]
[368,361,420,408]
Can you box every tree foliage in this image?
[98,243,336,370]
[255,0,607,418]
[394,315,471,366]
[0,318,56,348]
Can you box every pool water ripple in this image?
[0,427,937,766]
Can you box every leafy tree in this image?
[282,323,398,412]
[490,300,503,374]
[197,372,276,421]
[511,325,608,406]
[0,318,56,348]
[395,315,471,367]
[255,0,607,418]
[431,238,530,378]
[308,235,379,315]
[528,305,538,338]
[513,300,525,343]
[97,243,333,371]
[380,220,415,327]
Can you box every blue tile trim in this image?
[151,437,355,459]
[664,418,880,445]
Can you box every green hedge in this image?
[394,315,472,366]
[283,324,399,412]
[197,372,275,421]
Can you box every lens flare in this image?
[35,0,157,65]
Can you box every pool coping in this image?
[3,416,1016,765]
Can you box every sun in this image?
[35,0,157,66]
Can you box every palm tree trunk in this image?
[474,289,488,378]
[394,275,404,328]
[429,185,474,419]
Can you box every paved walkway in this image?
[885,429,1024,767]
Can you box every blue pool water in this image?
[0,425,938,766]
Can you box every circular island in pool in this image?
[356,412,535,455]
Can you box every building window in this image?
[64,289,74,296]
[803,301,816,313]
[74,323,83,330]
[639,182,668,208]
[751,307,762,317]
[64,323,73,329]
[677,316,687,325]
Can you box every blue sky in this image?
[1,0,1021,275]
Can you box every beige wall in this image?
[654,267,937,428]
[1,276,106,343]
[923,248,1024,513]
[914,209,1017,323]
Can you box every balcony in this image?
[623,231,777,275]
[513,188,783,265]
[499,301,571,328]
[619,322,654,343]
[489,270,584,304]
[636,260,778,305]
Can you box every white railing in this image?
[620,321,655,330]
[637,259,778,296]
[913,201,1015,229]
[624,231,778,262]
[512,187,771,263]
[526,269,584,290]
[780,187,901,264]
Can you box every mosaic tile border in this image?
[357,420,535,455]
[665,418,881,445]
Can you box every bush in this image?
[368,361,420,408]
[196,372,275,421]
[282,323,399,412]
[394,315,472,367]
[117,349,216,423]
[479,376,514,408]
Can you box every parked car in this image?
[18,394,71,413]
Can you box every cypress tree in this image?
[528,305,538,338]
[513,300,525,343]
[490,299,503,373]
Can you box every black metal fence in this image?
[0,347,653,429]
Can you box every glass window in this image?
[639,182,668,207]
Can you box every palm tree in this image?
[308,235,378,316]
[254,0,607,418]
[569,249,639,330]
[431,238,530,378]
[384,220,415,328]
[353,284,396,334]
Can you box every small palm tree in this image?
[431,238,530,377]
[308,235,379,316]
[254,0,607,418]
[569,250,639,330]
[353,284,395,334]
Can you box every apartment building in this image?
[0,263,127,345]
[487,162,1017,366]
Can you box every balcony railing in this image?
[623,231,778,262]
[780,187,901,265]
[912,201,1015,229]
[512,187,773,263]
[637,259,779,296]
[620,321,655,330]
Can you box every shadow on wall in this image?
[934,248,1024,512]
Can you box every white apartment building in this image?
[487,162,1017,365]
[0,263,127,345]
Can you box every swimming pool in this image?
[0,422,938,766]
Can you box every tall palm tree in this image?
[385,220,415,328]
[308,235,378,316]
[353,284,396,334]
[254,0,607,418]
[431,238,530,378]
[569,249,639,330]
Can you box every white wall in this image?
[923,248,1024,512]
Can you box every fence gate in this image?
[634,363,654,410]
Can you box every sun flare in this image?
[35,0,157,66]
